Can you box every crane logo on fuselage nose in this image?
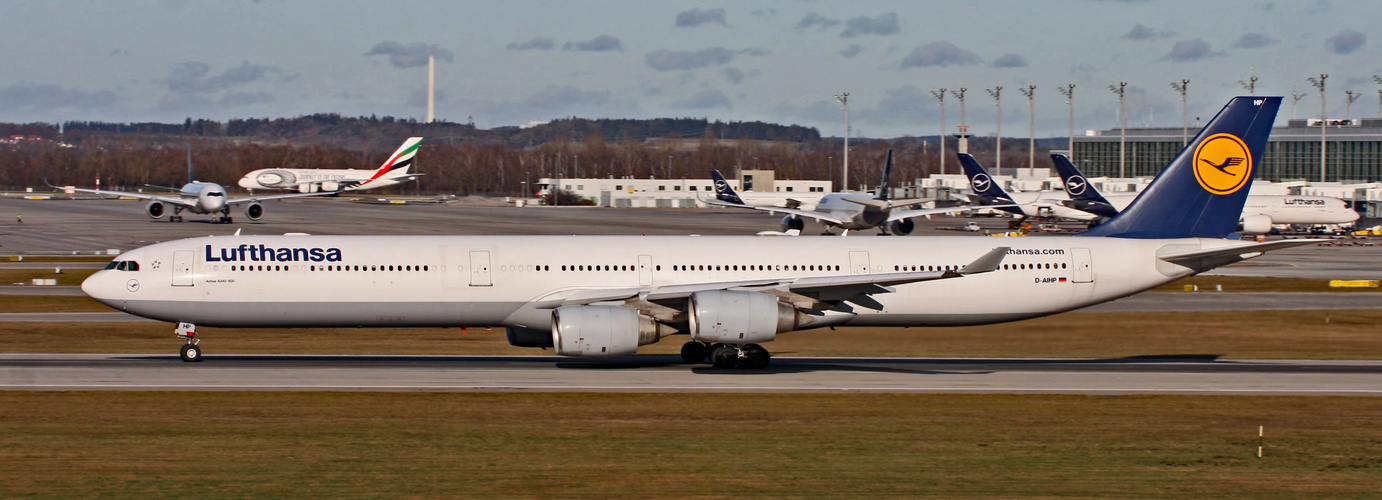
[970,173,992,193]
[1192,133,1252,195]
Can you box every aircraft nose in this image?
[238,177,256,189]
[81,270,113,301]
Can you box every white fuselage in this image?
[732,191,823,211]
[999,191,1098,220]
[178,182,229,213]
[82,234,1252,331]
[1101,194,1358,225]
[809,194,893,229]
[238,168,402,192]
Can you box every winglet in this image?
[958,246,1009,275]
[710,170,745,204]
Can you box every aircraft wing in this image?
[225,190,339,206]
[47,183,198,207]
[530,246,1009,313]
[1157,239,1323,273]
[703,198,851,226]
[886,204,1020,222]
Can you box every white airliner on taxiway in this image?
[84,97,1313,368]
[237,137,423,193]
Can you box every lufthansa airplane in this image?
[238,137,424,193]
[1051,153,1360,232]
[84,97,1310,368]
[54,149,336,223]
[707,151,988,235]
[704,170,826,212]
[958,153,1099,221]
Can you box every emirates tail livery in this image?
[85,97,1311,368]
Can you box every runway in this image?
[2,353,1379,395]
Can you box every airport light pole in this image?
[1307,74,1328,182]
[1374,75,1382,117]
[951,87,967,154]
[1291,86,1304,120]
[1345,90,1361,120]
[1238,74,1257,96]
[1171,79,1189,148]
[930,88,947,174]
[1059,84,1075,161]
[1019,85,1035,177]
[835,92,850,192]
[1108,82,1127,178]
[987,86,1003,172]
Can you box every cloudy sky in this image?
[1,0,1377,138]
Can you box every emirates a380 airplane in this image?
[84,97,1312,368]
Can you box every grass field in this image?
[2,309,1380,359]
[1,392,1379,498]
[1157,275,1381,293]
[0,268,97,286]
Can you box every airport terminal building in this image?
[536,170,832,208]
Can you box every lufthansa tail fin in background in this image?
[1052,154,1118,218]
[876,150,893,201]
[958,153,1023,215]
[710,170,745,205]
[1078,96,1281,239]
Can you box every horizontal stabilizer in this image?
[1158,239,1322,273]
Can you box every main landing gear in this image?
[176,322,203,362]
[680,341,771,369]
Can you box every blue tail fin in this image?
[958,153,1023,215]
[1078,96,1281,239]
[877,150,893,201]
[710,170,745,204]
[1051,154,1118,218]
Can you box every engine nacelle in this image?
[551,306,670,357]
[297,183,318,193]
[146,201,165,219]
[780,215,805,232]
[688,290,806,344]
[1240,214,1273,234]
[245,202,264,221]
[321,181,340,192]
[888,219,915,235]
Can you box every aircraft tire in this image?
[743,346,771,369]
[180,343,203,362]
[680,341,709,364]
[710,345,739,368]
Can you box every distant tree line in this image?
[1,116,1060,195]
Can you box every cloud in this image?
[161,61,296,93]
[1232,33,1277,49]
[840,44,864,58]
[1161,39,1221,62]
[645,47,736,71]
[1325,29,1365,55]
[841,12,899,37]
[721,68,745,84]
[1122,23,1173,40]
[218,91,275,107]
[363,42,454,68]
[750,8,775,18]
[0,83,116,111]
[670,90,731,110]
[521,85,611,111]
[899,41,981,69]
[991,53,1027,68]
[795,12,841,31]
[563,35,624,52]
[108,48,127,57]
[507,37,554,51]
[675,8,726,27]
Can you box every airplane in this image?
[706,170,826,211]
[1050,153,1360,232]
[83,96,1313,369]
[706,151,995,235]
[238,137,424,193]
[52,146,336,223]
[958,153,1098,221]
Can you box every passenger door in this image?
[469,250,492,287]
[1071,248,1093,283]
[172,250,194,287]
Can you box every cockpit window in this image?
[109,261,139,271]
[126,261,139,271]
[207,192,224,197]
[115,261,126,271]
[105,261,119,270]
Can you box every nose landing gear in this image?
[176,322,203,362]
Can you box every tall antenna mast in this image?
[427,55,436,123]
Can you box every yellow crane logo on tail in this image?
[1192,133,1252,195]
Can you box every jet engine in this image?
[1240,214,1273,234]
[780,215,805,232]
[888,219,915,235]
[551,305,672,357]
[246,203,264,221]
[688,290,810,344]
[146,201,165,219]
[507,326,554,348]
[297,183,318,193]
[321,181,340,192]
